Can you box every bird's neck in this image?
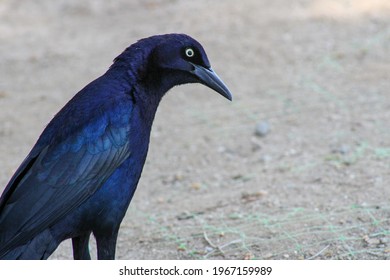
[132,69,178,123]
[135,87,163,128]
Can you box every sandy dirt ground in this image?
[1,0,390,259]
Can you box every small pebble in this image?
[255,121,270,137]
[174,173,183,181]
[191,182,201,190]
[260,155,272,163]
[205,246,213,253]
[243,252,255,260]
[263,252,274,259]
[0,91,8,98]
[331,144,350,155]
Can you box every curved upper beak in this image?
[190,63,232,101]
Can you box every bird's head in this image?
[147,34,232,101]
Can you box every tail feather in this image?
[0,229,58,260]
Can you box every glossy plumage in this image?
[0,34,231,259]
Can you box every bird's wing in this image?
[0,101,133,255]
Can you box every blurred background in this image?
[0,0,389,259]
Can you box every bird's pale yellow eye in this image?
[185,48,195,58]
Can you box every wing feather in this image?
[0,101,133,256]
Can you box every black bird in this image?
[0,34,232,259]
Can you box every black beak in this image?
[190,63,232,101]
